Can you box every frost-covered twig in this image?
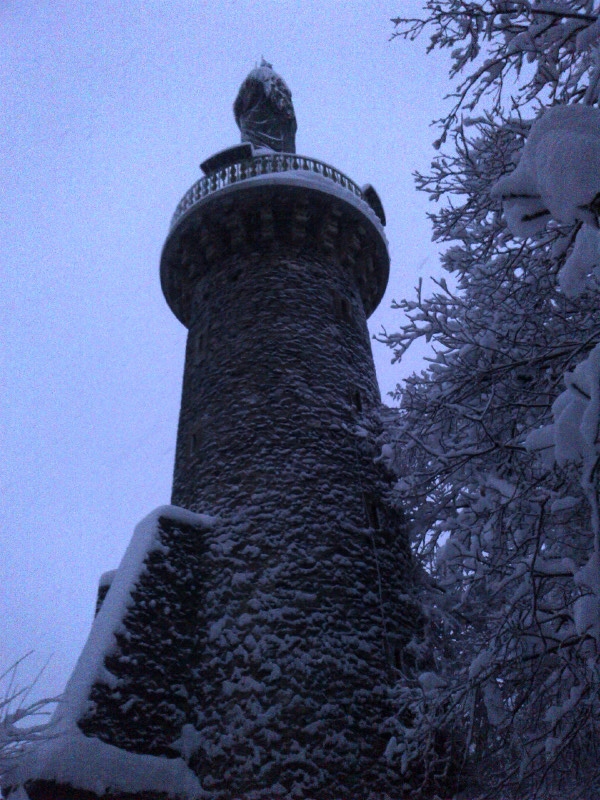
[0,654,59,784]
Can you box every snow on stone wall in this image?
[44,212,423,797]
[9,506,213,798]
[12,158,426,800]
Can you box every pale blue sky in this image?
[1,1,451,701]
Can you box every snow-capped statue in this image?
[234,59,297,153]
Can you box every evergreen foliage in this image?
[384,3,600,797]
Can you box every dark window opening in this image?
[364,495,380,530]
[394,646,402,671]
[193,332,204,365]
[333,292,352,323]
[389,640,415,674]
[194,329,212,364]
[352,389,363,412]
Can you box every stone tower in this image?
[9,64,423,800]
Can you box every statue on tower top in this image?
[234,59,297,153]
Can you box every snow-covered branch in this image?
[386,4,600,797]
[394,2,600,141]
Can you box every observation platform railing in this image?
[170,153,364,230]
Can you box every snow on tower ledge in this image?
[6,506,214,800]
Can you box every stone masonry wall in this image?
[70,186,426,799]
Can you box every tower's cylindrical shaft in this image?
[172,244,380,515]
[155,177,420,797]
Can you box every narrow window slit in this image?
[364,494,380,530]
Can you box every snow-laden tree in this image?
[383,4,600,798]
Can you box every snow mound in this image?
[13,728,205,798]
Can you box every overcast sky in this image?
[1,1,452,703]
